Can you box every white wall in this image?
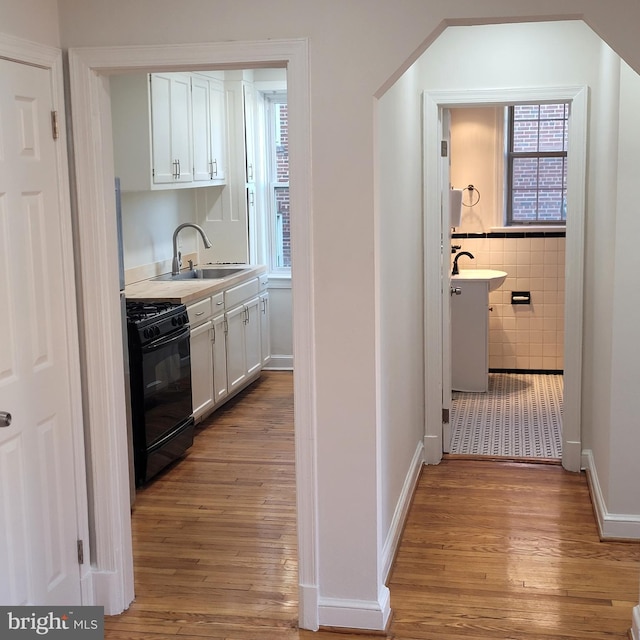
[55,0,640,630]
[377,64,425,556]
[390,20,640,530]
[0,0,60,47]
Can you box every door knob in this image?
[450,287,462,296]
[0,411,12,427]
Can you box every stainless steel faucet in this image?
[171,223,212,275]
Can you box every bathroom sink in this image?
[451,269,507,292]
[151,266,249,282]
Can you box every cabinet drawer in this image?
[225,277,259,308]
[259,273,268,291]
[187,297,213,326]
[211,291,225,312]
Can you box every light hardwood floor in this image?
[105,371,640,639]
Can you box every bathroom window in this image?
[265,95,290,271]
[506,103,568,225]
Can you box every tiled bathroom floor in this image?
[450,373,563,458]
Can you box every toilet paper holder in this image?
[511,291,531,305]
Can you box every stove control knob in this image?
[171,317,178,327]
[154,326,160,337]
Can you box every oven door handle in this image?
[141,326,190,353]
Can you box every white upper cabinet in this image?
[150,72,193,185]
[191,74,227,185]
[243,82,257,184]
[110,72,227,191]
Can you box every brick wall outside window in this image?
[509,103,568,224]
[275,104,290,268]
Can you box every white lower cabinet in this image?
[187,274,269,423]
[260,290,270,367]
[190,319,215,420]
[226,295,261,395]
[211,312,228,404]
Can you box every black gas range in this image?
[126,301,194,486]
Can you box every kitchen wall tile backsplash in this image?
[452,233,565,372]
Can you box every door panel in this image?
[0,58,82,605]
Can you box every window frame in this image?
[505,102,569,226]
[264,92,290,275]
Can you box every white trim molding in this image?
[66,38,317,626]
[423,86,588,473]
[582,450,640,540]
[382,442,424,583]
[632,605,640,640]
[318,586,391,631]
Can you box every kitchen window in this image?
[265,94,290,271]
[506,103,568,225]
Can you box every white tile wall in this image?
[455,235,565,371]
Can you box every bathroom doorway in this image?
[446,104,565,460]
[422,86,587,472]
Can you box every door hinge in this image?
[442,408,450,423]
[440,140,448,157]
[51,110,59,140]
[77,540,84,565]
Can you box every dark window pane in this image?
[538,157,565,190]
[539,119,566,152]
[512,157,539,190]
[512,120,539,152]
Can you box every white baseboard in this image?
[631,605,640,640]
[92,570,133,616]
[382,441,424,582]
[298,583,319,631]
[582,449,640,539]
[263,355,293,370]
[423,433,442,465]
[318,586,391,631]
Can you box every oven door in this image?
[141,325,192,448]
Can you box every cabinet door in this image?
[259,291,271,367]
[190,320,215,419]
[244,296,262,378]
[226,303,248,393]
[208,78,227,182]
[191,75,212,183]
[150,73,193,185]
[150,74,173,184]
[243,82,256,183]
[212,312,228,404]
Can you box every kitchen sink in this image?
[151,267,248,281]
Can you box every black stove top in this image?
[126,301,189,345]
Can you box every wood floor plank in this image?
[105,372,640,639]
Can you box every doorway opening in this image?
[423,85,587,473]
[67,39,317,627]
[446,103,566,462]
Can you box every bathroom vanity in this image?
[451,269,506,392]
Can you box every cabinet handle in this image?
[216,300,224,306]
[176,159,181,179]
[212,159,217,178]
[172,160,178,179]
[195,311,205,317]
[224,318,228,334]
[211,325,216,343]
[247,163,253,181]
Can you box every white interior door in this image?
[0,57,82,605]
[441,109,453,453]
